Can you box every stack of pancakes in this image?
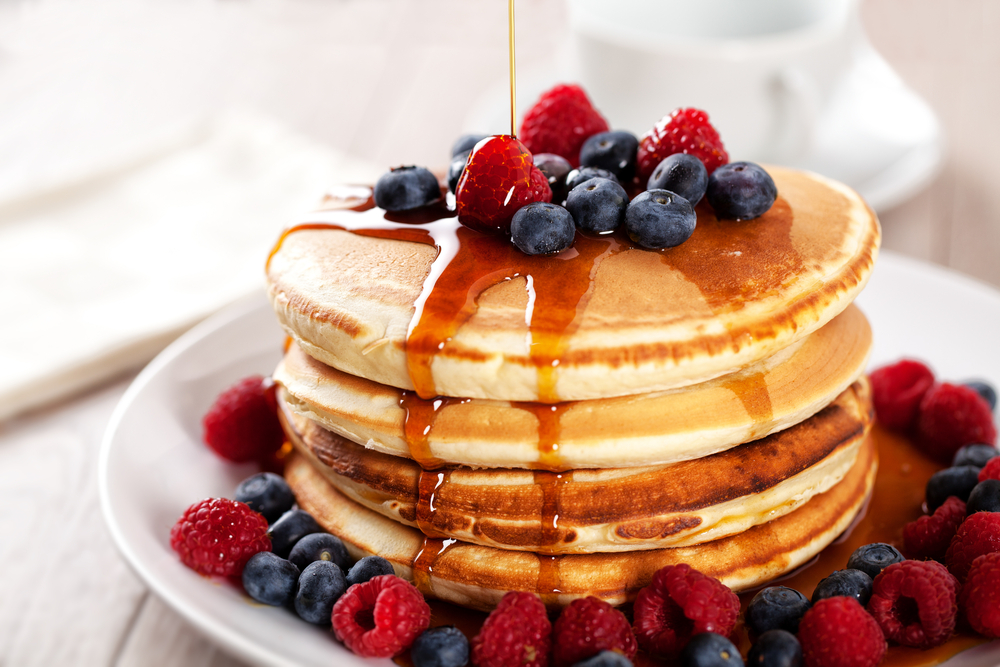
[266,166,881,611]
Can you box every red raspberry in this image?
[980,457,1000,482]
[519,84,609,168]
[552,596,637,667]
[472,591,552,667]
[946,511,1000,581]
[869,359,935,431]
[169,497,271,577]
[636,108,729,181]
[866,560,958,649]
[903,496,967,560]
[632,563,740,660]
[331,574,430,658]
[960,552,1000,637]
[915,383,997,463]
[798,597,886,667]
[456,136,551,235]
[202,375,284,463]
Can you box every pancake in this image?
[274,305,871,469]
[284,433,877,610]
[266,166,879,403]
[280,379,871,553]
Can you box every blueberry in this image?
[288,532,351,571]
[294,560,346,625]
[448,150,471,194]
[647,154,709,206]
[964,380,997,410]
[242,552,300,606]
[374,166,441,211]
[452,133,489,157]
[534,153,573,204]
[510,202,576,256]
[566,166,619,192]
[953,444,999,469]
[411,626,471,667]
[268,509,324,558]
[625,189,696,249]
[967,479,1000,514]
[747,630,802,667]
[926,466,982,512]
[680,632,744,667]
[745,586,811,635]
[811,569,873,606]
[573,650,634,667]
[566,178,629,233]
[579,130,639,181]
[234,472,295,524]
[346,555,395,587]
[706,162,777,220]
[846,543,904,580]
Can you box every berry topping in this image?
[579,130,639,181]
[960,552,1000,638]
[903,496,967,560]
[637,108,728,180]
[472,591,552,667]
[374,166,442,211]
[566,166,620,192]
[552,596,637,667]
[632,564,740,660]
[797,597,886,667]
[169,497,271,577]
[945,510,1000,580]
[346,555,396,587]
[980,457,1000,482]
[867,559,958,649]
[967,479,1000,513]
[955,443,1000,469]
[869,359,936,431]
[811,569,874,607]
[202,375,284,464]
[534,153,573,203]
[456,135,551,234]
[268,509,324,558]
[573,651,634,667]
[747,629,802,667]
[242,551,300,606]
[646,153,709,206]
[915,382,998,463]
[511,202,576,256]
[679,632,743,667]
[565,177,629,233]
[331,574,430,657]
[411,626,471,667]
[452,133,489,157]
[745,586,811,636]
[235,472,295,524]
[288,532,351,571]
[964,380,997,411]
[294,560,346,625]
[520,83,610,168]
[846,543,905,580]
[926,466,982,511]
[705,162,777,220]
[447,150,471,194]
[625,189,697,249]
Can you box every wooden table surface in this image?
[1,1,998,665]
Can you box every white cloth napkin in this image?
[0,113,382,421]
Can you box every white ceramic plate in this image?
[100,252,1000,667]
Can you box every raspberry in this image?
[519,84,609,168]
[869,359,935,431]
[797,597,886,667]
[456,135,551,235]
[331,574,430,657]
[552,596,637,667]
[202,375,284,463]
[472,591,552,667]
[866,560,958,649]
[960,552,1000,637]
[945,510,1000,581]
[169,498,271,577]
[980,457,1000,482]
[636,108,729,181]
[915,383,997,463]
[903,496,967,560]
[632,563,740,660]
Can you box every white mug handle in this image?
[771,65,822,161]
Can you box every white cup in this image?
[565,0,863,163]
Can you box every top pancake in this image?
[267,167,879,402]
